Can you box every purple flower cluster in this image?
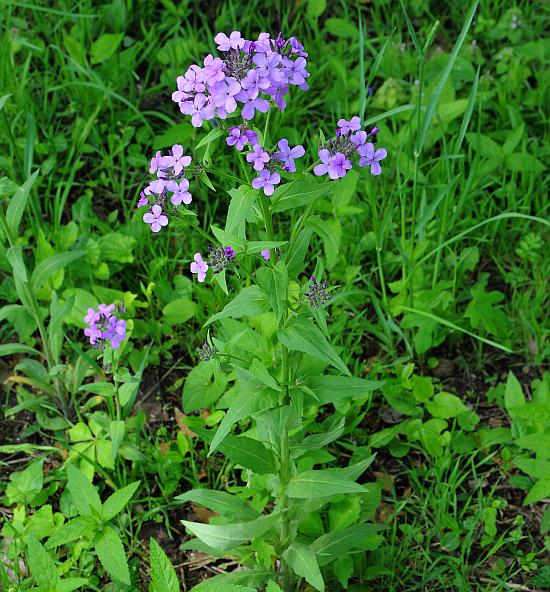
[172,31,309,127]
[139,144,193,232]
[190,246,236,283]
[236,137,305,196]
[314,117,387,179]
[83,304,126,350]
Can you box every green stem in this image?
[263,106,272,146]
[279,342,292,590]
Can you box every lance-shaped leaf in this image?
[311,523,385,565]
[176,489,259,522]
[205,286,269,326]
[278,317,350,376]
[32,250,85,292]
[181,513,278,552]
[287,469,368,498]
[283,542,325,591]
[102,481,140,522]
[150,538,180,592]
[6,169,39,236]
[94,525,131,585]
[225,185,257,238]
[305,375,384,404]
[256,260,288,324]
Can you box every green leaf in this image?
[46,516,97,549]
[278,317,350,376]
[183,360,226,413]
[57,577,90,591]
[205,286,269,326]
[305,375,383,404]
[271,181,330,213]
[66,464,102,516]
[218,434,276,474]
[307,0,327,18]
[306,216,340,269]
[283,543,325,591]
[417,0,478,153]
[181,513,277,552]
[162,298,197,324]
[150,538,180,592]
[524,476,550,505]
[90,33,124,65]
[27,534,58,590]
[32,251,85,292]
[292,419,345,457]
[102,481,140,522]
[311,524,385,565]
[225,185,257,238]
[514,459,550,480]
[504,371,526,412]
[196,127,225,151]
[7,244,28,282]
[209,382,277,454]
[175,489,259,522]
[287,470,367,498]
[465,283,509,337]
[324,17,357,38]
[6,170,39,236]
[426,392,469,418]
[0,94,12,112]
[94,525,131,585]
[286,228,313,278]
[0,342,42,357]
[256,260,288,324]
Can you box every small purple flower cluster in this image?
[314,117,387,179]
[190,246,236,283]
[172,31,309,127]
[83,304,126,350]
[138,144,193,232]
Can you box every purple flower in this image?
[143,204,169,232]
[261,249,270,261]
[314,150,352,180]
[283,56,309,86]
[178,65,206,94]
[149,151,163,174]
[246,144,270,171]
[235,90,270,120]
[313,149,333,177]
[351,130,368,151]
[245,129,259,146]
[166,178,192,205]
[145,179,165,195]
[241,69,271,96]
[275,139,305,172]
[264,82,288,111]
[210,77,241,117]
[328,152,352,179]
[84,304,126,350]
[203,54,225,86]
[252,169,281,196]
[190,253,208,282]
[337,116,361,136]
[288,37,308,58]
[164,144,192,175]
[179,94,214,127]
[224,246,235,258]
[226,127,248,151]
[137,191,149,208]
[358,143,387,176]
[253,52,284,83]
[214,31,245,52]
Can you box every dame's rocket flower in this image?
[143,205,169,232]
[190,253,208,282]
[252,169,281,196]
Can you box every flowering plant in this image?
[136,30,388,591]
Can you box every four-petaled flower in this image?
[337,116,361,135]
[149,151,163,174]
[236,91,270,120]
[275,139,305,173]
[358,143,387,176]
[261,249,271,261]
[166,178,192,205]
[246,144,270,171]
[214,31,245,51]
[143,204,169,232]
[252,169,281,196]
[314,149,352,180]
[179,94,214,127]
[164,144,192,175]
[190,253,208,282]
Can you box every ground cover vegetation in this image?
[0,0,549,591]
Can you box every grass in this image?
[0,0,549,590]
